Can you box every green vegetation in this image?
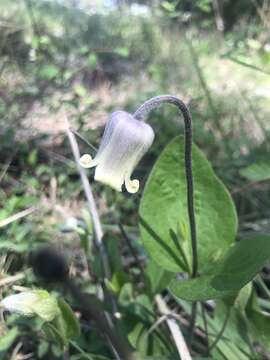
[0,1,270,359]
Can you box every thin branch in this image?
[0,273,25,287]
[0,207,36,228]
[69,128,98,152]
[225,56,270,76]
[0,151,17,184]
[66,127,111,280]
[155,295,192,360]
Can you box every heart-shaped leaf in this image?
[139,136,237,273]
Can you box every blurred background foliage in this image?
[0,0,270,359]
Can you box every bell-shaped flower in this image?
[79,111,154,193]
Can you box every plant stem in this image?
[70,127,98,152]
[201,302,209,355]
[67,128,111,280]
[188,301,197,345]
[209,307,230,352]
[118,223,144,275]
[135,96,199,346]
[134,95,198,278]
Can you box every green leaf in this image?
[161,1,176,12]
[247,309,270,352]
[32,291,59,322]
[118,283,134,306]
[145,260,173,295]
[128,322,171,358]
[0,327,18,352]
[43,299,80,348]
[170,236,270,301]
[233,283,252,313]
[106,271,130,294]
[42,322,66,348]
[114,47,129,57]
[139,136,237,273]
[179,300,252,359]
[1,290,59,322]
[38,64,59,80]
[55,299,81,341]
[240,162,270,182]
[74,84,87,97]
[87,53,98,69]
[244,291,270,352]
[27,149,38,166]
[196,0,212,13]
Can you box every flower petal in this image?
[82,111,154,193]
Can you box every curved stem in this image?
[134,95,198,278]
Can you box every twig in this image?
[69,128,97,152]
[0,273,25,287]
[146,314,169,335]
[66,127,111,280]
[225,56,270,76]
[0,207,36,228]
[155,295,192,360]
[0,151,17,184]
[118,223,144,275]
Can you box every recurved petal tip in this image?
[125,179,140,194]
[79,154,93,168]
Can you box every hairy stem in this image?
[134,95,198,278]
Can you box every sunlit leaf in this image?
[140,136,237,273]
